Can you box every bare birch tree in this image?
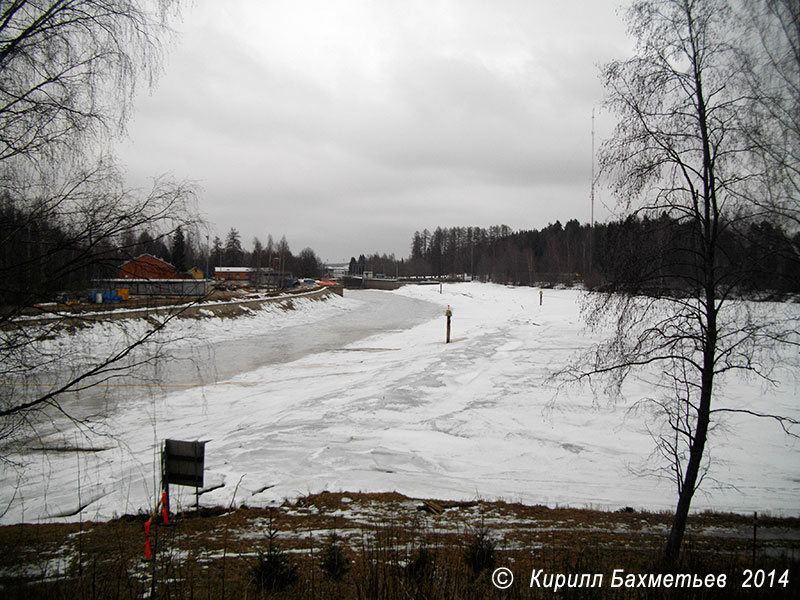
[574,0,800,564]
[0,1,201,463]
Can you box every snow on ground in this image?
[31,289,360,365]
[2,283,798,524]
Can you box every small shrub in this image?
[320,533,350,581]
[251,545,299,593]
[463,527,496,577]
[406,547,436,587]
[250,515,299,594]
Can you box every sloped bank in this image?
[14,285,342,327]
[176,285,343,320]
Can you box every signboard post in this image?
[162,439,207,513]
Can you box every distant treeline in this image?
[4,186,798,307]
[1,197,120,305]
[0,192,325,304]
[208,229,323,280]
[350,216,800,294]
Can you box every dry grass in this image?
[0,491,797,599]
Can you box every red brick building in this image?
[119,254,178,279]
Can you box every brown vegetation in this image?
[0,491,797,599]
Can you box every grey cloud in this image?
[118,0,626,259]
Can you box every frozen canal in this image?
[2,284,798,523]
[167,289,442,382]
[54,289,441,419]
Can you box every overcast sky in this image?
[116,0,631,263]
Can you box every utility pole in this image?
[591,107,596,229]
[589,108,596,278]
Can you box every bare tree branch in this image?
[571,0,800,565]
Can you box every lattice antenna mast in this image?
[591,107,595,229]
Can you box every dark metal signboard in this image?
[163,439,206,488]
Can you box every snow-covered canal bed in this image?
[2,283,798,524]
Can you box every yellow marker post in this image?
[445,305,452,343]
